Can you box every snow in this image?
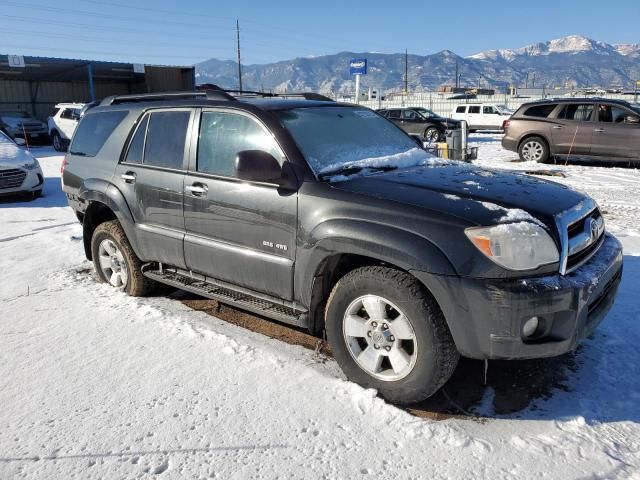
[1,144,640,479]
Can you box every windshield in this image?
[278,106,437,178]
[414,108,438,118]
[495,104,514,114]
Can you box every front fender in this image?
[295,219,456,307]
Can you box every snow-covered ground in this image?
[1,140,639,479]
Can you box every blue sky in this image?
[1,0,639,65]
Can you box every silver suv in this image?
[502,98,640,163]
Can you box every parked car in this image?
[0,110,49,145]
[62,92,622,405]
[48,103,85,151]
[451,103,513,131]
[502,98,640,163]
[0,130,43,198]
[377,107,461,142]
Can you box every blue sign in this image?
[349,58,367,75]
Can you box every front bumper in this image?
[13,130,50,144]
[414,233,623,359]
[0,166,44,196]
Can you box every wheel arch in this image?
[517,133,550,152]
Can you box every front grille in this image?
[19,123,44,132]
[0,168,26,189]
[565,208,604,273]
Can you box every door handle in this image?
[594,128,606,133]
[185,183,208,196]
[121,171,136,183]
[552,125,564,129]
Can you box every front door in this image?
[551,103,594,156]
[113,108,193,268]
[591,103,640,159]
[183,108,297,300]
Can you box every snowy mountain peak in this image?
[468,35,620,61]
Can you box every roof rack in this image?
[221,90,334,102]
[100,90,236,106]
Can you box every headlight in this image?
[465,222,559,271]
[22,158,40,170]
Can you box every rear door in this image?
[551,103,594,156]
[113,108,194,268]
[466,105,481,129]
[591,103,640,159]
[182,108,297,300]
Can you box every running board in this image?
[143,267,308,328]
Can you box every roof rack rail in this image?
[222,90,334,102]
[100,90,236,106]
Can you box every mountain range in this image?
[195,35,640,94]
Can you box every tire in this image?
[51,131,64,152]
[325,266,459,405]
[518,136,549,163]
[424,127,440,143]
[91,220,156,296]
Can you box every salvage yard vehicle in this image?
[0,109,49,145]
[48,103,84,151]
[62,91,623,404]
[451,103,513,131]
[0,130,43,198]
[377,107,461,142]
[502,98,640,163]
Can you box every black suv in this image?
[377,107,460,142]
[62,91,623,404]
[503,98,640,163]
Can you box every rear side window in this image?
[456,106,466,113]
[143,111,190,169]
[468,106,481,114]
[70,111,127,157]
[523,104,557,118]
[559,104,594,122]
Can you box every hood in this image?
[331,163,586,230]
[0,115,44,129]
[0,137,37,169]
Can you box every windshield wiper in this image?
[318,164,397,181]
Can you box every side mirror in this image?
[14,137,26,146]
[625,115,640,125]
[235,150,283,184]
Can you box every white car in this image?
[0,130,44,198]
[451,103,513,131]
[47,103,84,151]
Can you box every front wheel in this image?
[325,266,459,404]
[424,127,440,143]
[519,136,549,163]
[91,220,156,296]
[51,131,64,151]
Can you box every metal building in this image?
[0,54,195,120]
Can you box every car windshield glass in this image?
[277,106,438,179]
[415,108,437,118]
[495,104,513,114]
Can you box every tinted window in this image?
[524,104,557,118]
[60,108,80,120]
[560,104,594,122]
[197,111,282,177]
[468,106,481,114]
[124,115,148,164]
[456,106,466,113]
[70,111,127,157]
[143,111,190,169]
[387,110,401,119]
[401,110,417,120]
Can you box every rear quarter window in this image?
[70,111,128,157]
[455,106,466,113]
[523,104,557,118]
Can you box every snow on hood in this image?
[320,148,454,182]
[0,134,38,168]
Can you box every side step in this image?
[143,267,308,329]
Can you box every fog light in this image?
[522,316,539,338]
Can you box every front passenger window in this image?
[197,111,283,178]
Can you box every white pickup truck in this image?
[451,103,513,131]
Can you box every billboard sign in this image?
[349,58,367,75]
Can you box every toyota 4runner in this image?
[62,91,623,404]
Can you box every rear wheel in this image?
[325,266,459,404]
[519,136,549,163]
[91,220,156,296]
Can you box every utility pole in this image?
[404,49,408,95]
[455,61,459,88]
[236,19,243,93]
